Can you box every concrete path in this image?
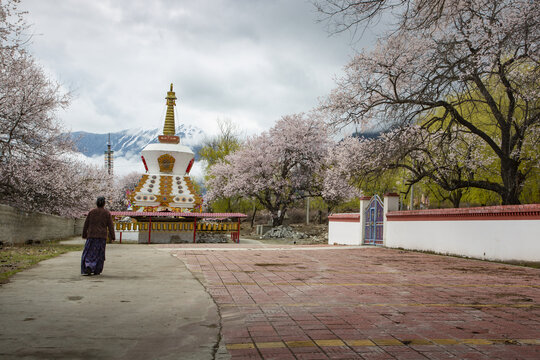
[0,243,224,360]
[165,244,540,359]
[3,241,539,359]
[238,238,263,245]
[60,235,261,246]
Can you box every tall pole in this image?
[306,197,310,224]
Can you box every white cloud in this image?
[80,153,144,177]
[20,0,385,197]
[21,0,378,137]
[78,150,206,190]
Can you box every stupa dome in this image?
[141,143,194,175]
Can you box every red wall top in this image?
[328,213,361,222]
[387,204,540,221]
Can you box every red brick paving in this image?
[162,244,540,359]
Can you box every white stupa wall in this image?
[141,143,194,175]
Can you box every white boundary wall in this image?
[386,205,540,262]
[328,200,540,263]
[386,219,540,262]
[328,214,362,245]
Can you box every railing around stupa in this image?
[115,221,239,232]
[110,211,246,244]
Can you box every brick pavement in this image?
[163,245,540,359]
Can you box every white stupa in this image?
[130,84,202,212]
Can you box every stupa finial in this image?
[163,83,177,136]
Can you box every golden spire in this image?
[163,83,177,135]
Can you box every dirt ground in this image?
[241,222,329,245]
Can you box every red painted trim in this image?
[110,211,247,218]
[158,135,180,144]
[331,218,361,223]
[384,193,399,197]
[360,196,371,201]
[186,158,194,174]
[328,213,360,222]
[387,204,540,221]
[141,156,148,172]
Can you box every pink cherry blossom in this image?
[320,0,539,204]
[207,113,333,226]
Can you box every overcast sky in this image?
[21,0,380,138]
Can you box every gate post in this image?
[359,196,371,245]
[383,193,400,246]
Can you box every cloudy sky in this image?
[21,0,380,138]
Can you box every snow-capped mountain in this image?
[70,124,204,160]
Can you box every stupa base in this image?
[137,231,229,244]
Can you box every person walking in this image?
[81,196,115,275]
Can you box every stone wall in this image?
[0,204,84,245]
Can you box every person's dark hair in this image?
[96,196,106,208]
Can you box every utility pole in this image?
[306,197,310,224]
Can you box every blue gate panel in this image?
[363,195,384,246]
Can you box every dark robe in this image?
[81,207,115,275]
[81,238,106,275]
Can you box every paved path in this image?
[2,242,539,359]
[0,243,223,360]
[163,244,540,359]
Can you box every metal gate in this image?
[364,195,384,245]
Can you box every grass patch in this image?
[498,260,540,269]
[0,242,83,284]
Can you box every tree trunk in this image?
[500,159,523,205]
[271,209,286,227]
[501,188,521,205]
[250,205,257,228]
[449,190,462,208]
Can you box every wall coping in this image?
[328,213,360,222]
[387,204,540,221]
